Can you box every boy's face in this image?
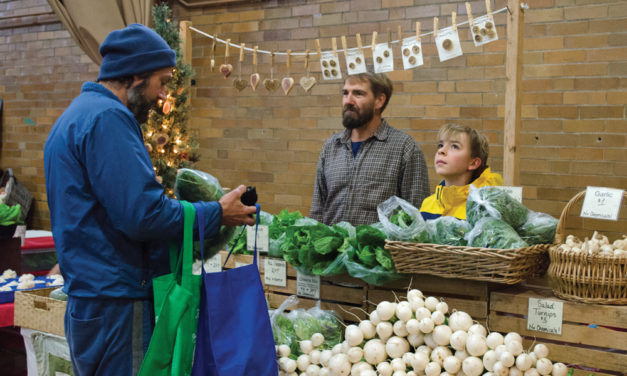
[435,132,480,181]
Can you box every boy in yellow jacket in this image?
[420,124,503,220]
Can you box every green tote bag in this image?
[139,200,201,376]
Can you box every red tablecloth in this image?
[0,303,14,327]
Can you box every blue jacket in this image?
[44,82,221,299]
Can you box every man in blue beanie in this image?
[44,23,256,375]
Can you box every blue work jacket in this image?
[44,82,221,299]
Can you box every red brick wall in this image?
[0,0,625,230]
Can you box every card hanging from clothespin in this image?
[233,43,247,92]
[469,0,499,47]
[320,38,341,80]
[402,21,424,70]
[281,50,295,95]
[220,38,233,78]
[435,12,463,62]
[373,29,394,73]
[250,46,260,91]
[300,50,316,93]
[263,51,279,92]
[345,34,367,75]
[210,33,217,71]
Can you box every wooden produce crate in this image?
[14,287,66,337]
[367,274,491,322]
[264,260,368,323]
[489,286,627,376]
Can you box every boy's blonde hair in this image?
[438,124,490,181]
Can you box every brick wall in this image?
[0,0,625,230]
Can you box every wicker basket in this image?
[385,241,550,284]
[4,168,33,222]
[14,287,66,336]
[548,190,626,305]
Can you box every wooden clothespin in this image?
[371,31,378,51]
[466,2,474,26]
[286,49,291,73]
[398,25,403,44]
[452,11,457,31]
[225,38,230,58]
[434,17,439,39]
[304,49,309,69]
[416,21,421,42]
[356,33,363,55]
[486,0,494,21]
[239,43,245,63]
[341,35,348,56]
[387,29,392,49]
[332,37,338,58]
[253,45,258,66]
[315,39,322,59]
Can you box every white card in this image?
[492,186,523,203]
[246,224,269,253]
[235,261,248,268]
[203,253,222,273]
[401,36,423,70]
[471,15,499,47]
[296,271,320,299]
[527,297,563,335]
[580,186,624,221]
[320,51,342,81]
[435,27,463,62]
[373,42,394,73]
[264,258,287,287]
[344,49,367,75]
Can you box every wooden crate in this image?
[489,286,627,376]
[367,274,491,322]
[264,260,368,323]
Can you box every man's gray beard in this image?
[342,104,374,130]
[127,80,155,124]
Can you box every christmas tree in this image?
[142,3,199,196]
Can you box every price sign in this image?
[247,225,269,253]
[493,186,523,203]
[580,186,624,221]
[297,271,320,299]
[264,258,287,287]
[527,298,563,335]
[204,253,222,273]
[235,262,248,268]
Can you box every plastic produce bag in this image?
[517,210,558,245]
[428,216,471,246]
[270,295,300,355]
[377,196,431,242]
[174,168,235,260]
[465,217,529,249]
[466,185,529,229]
[307,302,344,350]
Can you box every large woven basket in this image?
[4,168,33,222]
[548,190,626,305]
[385,241,550,284]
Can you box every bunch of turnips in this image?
[275,289,568,376]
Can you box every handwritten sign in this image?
[493,186,523,203]
[247,225,269,253]
[580,186,623,221]
[204,253,222,273]
[527,297,563,335]
[264,258,287,287]
[297,271,320,299]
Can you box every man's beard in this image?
[127,80,155,124]
[342,102,374,130]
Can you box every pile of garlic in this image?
[558,232,625,257]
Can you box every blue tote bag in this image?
[192,204,278,376]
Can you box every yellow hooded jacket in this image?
[420,168,503,220]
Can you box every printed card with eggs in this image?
[344,49,367,75]
[471,15,498,47]
[435,26,463,62]
[373,42,394,73]
[320,51,342,81]
[401,36,423,70]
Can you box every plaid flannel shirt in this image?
[310,119,430,225]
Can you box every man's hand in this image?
[219,185,257,226]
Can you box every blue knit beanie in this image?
[98,23,176,81]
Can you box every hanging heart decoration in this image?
[250,73,260,91]
[233,79,247,91]
[299,76,316,92]
[263,78,280,92]
[281,77,294,95]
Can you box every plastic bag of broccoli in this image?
[270,295,299,356]
[174,168,235,260]
[466,185,529,230]
[517,210,558,245]
[377,196,431,242]
[428,216,471,246]
[465,217,529,249]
